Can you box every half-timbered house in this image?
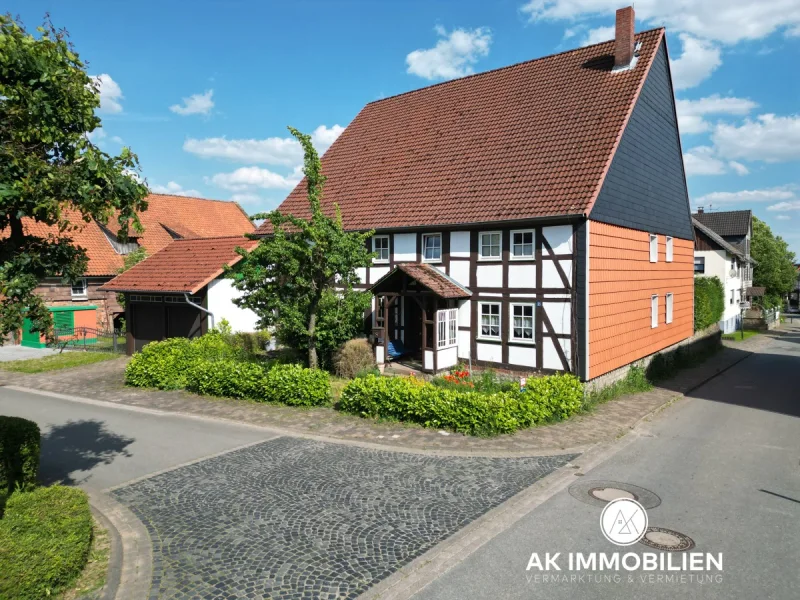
[254,6,695,382]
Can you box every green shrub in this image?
[185,359,267,400]
[125,333,241,390]
[263,364,331,406]
[333,339,376,379]
[694,276,724,331]
[0,486,93,600]
[339,373,583,436]
[0,417,40,508]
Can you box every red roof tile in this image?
[371,263,471,299]
[256,29,664,234]
[1,194,254,276]
[98,235,258,294]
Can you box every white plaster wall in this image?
[542,259,572,287]
[458,329,471,359]
[437,346,459,369]
[696,249,742,326]
[542,337,571,371]
[476,264,502,288]
[508,264,535,288]
[355,267,366,284]
[394,233,416,262]
[207,278,260,332]
[542,225,573,254]
[450,231,470,257]
[508,345,536,368]
[476,342,502,363]
[449,261,470,287]
[458,299,471,327]
[424,349,434,371]
[376,345,385,364]
[369,266,390,284]
[543,302,571,335]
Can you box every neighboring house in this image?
[99,236,260,353]
[254,7,696,382]
[693,209,754,293]
[2,194,254,333]
[692,218,752,333]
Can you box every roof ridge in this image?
[147,192,241,204]
[366,27,666,107]
[172,234,254,242]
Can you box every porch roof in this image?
[369,263,472,299]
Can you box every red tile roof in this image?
[256,28,664,234]
[370,263,472,299]
[99,235,258,294]
[1,194,254,276]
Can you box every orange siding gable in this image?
[588,221,693,379]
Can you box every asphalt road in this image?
[413,330,800,599]
[0,388,276,489]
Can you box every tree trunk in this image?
[307,289,323,369]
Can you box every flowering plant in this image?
[442,368,474,387]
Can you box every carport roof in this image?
[99,235,258,294]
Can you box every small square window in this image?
[479,231,502,260]
[666,236,673,262]
[666,293,674,324]
[422,233,442,262]
[479,303,501,339]
[511,230,535,258]
[650,234,658,263]
[694,256,705,273]
[373,235,390,263]
[71,279,87,299]
[510,304,534,342]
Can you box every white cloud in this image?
[209,166,303,192]
[111,135,124,144]
[170,90,215,116]
[406,26,492,80]
[90,74,123,113]
[767,200,800,212]
[151,181,202,197]
[728,161,749,175]
[712,114,800,162]
[184,124,344,165]
[695,187,796,205]
[87,128,107,142]
[683,146,727,176]
[670,35,722,91]
[581,26,615,46]
[229,193,263,204]
[520,0,800,45]
[675,94,758,134]
[776,215,792,220]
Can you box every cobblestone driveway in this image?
[113,437,575,599]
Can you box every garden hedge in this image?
[338,373,583,436]
[0,486,93,600]
[0,416,40,507]
[694,276,724,331]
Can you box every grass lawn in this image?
[0,351,121,373]
[722,330,759,342]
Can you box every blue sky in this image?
[9,0,800,254]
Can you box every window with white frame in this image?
[666,293,674,324]
[372,235,390,263]
[71,278,88,299]
[510,303,534,342]
[479,302,501,339]
[422,233,442,262]
[666,236,673,262]
[479,231,501,260]
[651,294,659,328]
[649,234,658,263]
[511,230,534,258]
[437,308,458,348]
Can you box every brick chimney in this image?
[614,6,635,68]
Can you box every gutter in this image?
[184,293,214,331]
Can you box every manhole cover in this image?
[639,527,695,552]
[568,480,662,509]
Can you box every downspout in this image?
[184,293,214,331]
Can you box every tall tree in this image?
[0,15,149,342]
[751,216,796,307]
[230,127,374,369]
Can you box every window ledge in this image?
[476,336,502,343]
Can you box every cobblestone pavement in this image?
[0,328,779,456]
[111,437,575,599]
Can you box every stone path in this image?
[0,327,779,456]
[111,437,574,600]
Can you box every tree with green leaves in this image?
[751,216,796,308]
[0,14,149,343]
[230,127,374,369]
[116,247,148,310]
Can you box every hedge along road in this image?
[0,386,577,599]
